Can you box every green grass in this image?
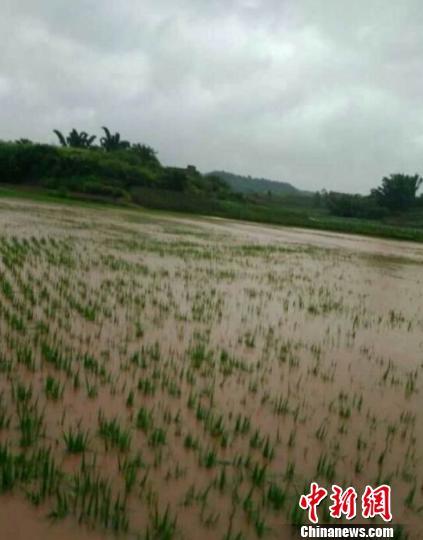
[2,184,423,242]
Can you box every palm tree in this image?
[53,129,67,147]
[100,127,130,151]
[53,129,96,148]
[67,129,96,148]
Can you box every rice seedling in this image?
[63,426,89,453]
[0,394,11,430]
[265,481,286,510]
[148,427,166,447]
[98,413,131,452]
[251,462,267,487]
[136,406,153,432]
[17,401,45,447]
[146,504,177,540]
[118,453,143,494]
[44,375,64,401]
[0,200,420,539]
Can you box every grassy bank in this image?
[2,184,423,243]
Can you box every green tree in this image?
[100,127,130,151]
[312,191,322,208]
[324,191,388,219]
[371,173,423,211]
[131,143,160,166]
[53,129,67,147]
[53,129,96,148]
[161,168,189,191]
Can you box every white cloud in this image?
[1,0,422,192]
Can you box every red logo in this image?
[299,483,392,524]
[329,485,358,520]
[299,482,328,524]
[362,485,392,522]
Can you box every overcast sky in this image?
[1,1,422,192]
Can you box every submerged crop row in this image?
[0,200,421,539]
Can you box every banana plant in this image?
[53,129,96,148]
[100,127,130,152]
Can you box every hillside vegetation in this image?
[1,128,423,242]
[207,170,302,196]
[0,135,231,202]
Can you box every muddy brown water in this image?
[0,199,422,539]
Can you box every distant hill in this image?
[207,170,303,196]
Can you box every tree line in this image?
[2,127,422,221]
[52,127,160,164]
[316,174,423,217]
[0,127,232,201]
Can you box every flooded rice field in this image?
[0,198,422,539]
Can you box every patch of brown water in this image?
[0,198,421,539]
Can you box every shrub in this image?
[324,192,389,219]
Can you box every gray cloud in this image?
[1,0,422,192]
